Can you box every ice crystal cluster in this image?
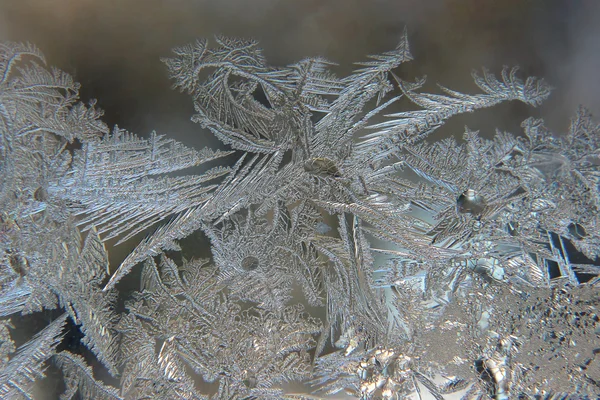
[0,32,599,399]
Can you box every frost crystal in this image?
[1,33,598,399]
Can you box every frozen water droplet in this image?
[241,256,260,271]
[315,221,331,234]
[457,189,486,215]
[303,157,341,177]
[33,187,48,202]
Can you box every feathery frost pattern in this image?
[0,33,599,399]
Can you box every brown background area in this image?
[2,0,599,143]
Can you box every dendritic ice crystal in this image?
[0,31,599,399]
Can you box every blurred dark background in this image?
[1,0,599,145]
[1,0,599,398]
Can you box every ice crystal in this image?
[0,32,598,400]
